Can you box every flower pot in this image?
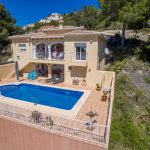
[96,87,101,91]
[82,80,87,86]
[101,95,107,102]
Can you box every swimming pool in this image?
[0,83,84,110]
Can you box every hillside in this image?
[108,40,150,149]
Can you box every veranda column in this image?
[48,64,52,78]
[48,45,51,60]
[33,46,36,59]
[45,44,47,59]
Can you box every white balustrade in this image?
[0,101,108,146]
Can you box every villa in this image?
[9,25,108,87]
[0,25,115,150]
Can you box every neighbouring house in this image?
[23,13,62,30]
[39,13,63,24]
[23,23,35,30]
[9,25,107,87]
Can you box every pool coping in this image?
[0,81,91,118]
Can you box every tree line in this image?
[63,0,150,47]
[0,0,150,52]
[0,4,25,51]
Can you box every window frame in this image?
[18,43,27,52]
[74,43,87,61]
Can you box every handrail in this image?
[32,52,64,60]
[105,74,115,146]
[0,101,108,146]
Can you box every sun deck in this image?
[0,73,115,149]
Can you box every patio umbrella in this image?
[86,111,97,131]
[15,61,19,81]
[86,111,97,118]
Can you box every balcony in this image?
[71,52,88,67]
[32,52,65,64]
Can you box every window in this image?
[18,44,26,51]
[75,43,86,60]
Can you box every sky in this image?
[1,0,99,26]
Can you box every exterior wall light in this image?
[17,56,20,60]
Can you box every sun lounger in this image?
[41,77,54,83]
[52,77,64,84]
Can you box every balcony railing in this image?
[33,52,64,60]
[0,101,108,146]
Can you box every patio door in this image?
[52,65,64,78]
[36,63,48,77]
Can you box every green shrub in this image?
[139,42,150,62]
[144,75,150,84]
[142,28,150,33]
[108,59,128,74]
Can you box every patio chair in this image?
[73,78,80,85]
[45,116,53,128]
[85,119,96,131]
[57,52,64,60]
[31,111,42,123]
[52,51,57,60]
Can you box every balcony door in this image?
[51,43,64,60]
[36,43,48,60]
[75,43,86,60]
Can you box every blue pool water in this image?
[0,83,84,110]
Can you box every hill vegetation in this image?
[0,4,24,61]
[107,35,150,149]
[110,73,150,150]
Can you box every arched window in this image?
[35,43,48,59]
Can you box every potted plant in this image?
[101,93,107,102]
[96,83,101,91]
[82,79,87,86]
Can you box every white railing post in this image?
[48,45,51,60]
[33,46,36,59]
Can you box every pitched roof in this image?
[8,26,107,41]
[65,30,107,41]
